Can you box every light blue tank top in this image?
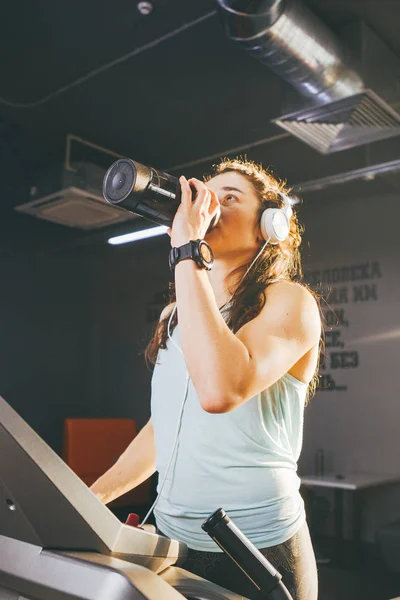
[151,323,307,551]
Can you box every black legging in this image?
[157,521,318,600]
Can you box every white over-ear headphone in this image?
[260,192,293,244]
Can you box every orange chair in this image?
[62,418,152,508]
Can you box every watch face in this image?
[199,242,212,264]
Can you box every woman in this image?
[92,158,321,600]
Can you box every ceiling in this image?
[1,0,400,254]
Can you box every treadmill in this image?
[0,395,245,600]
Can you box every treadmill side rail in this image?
[0,535,185,600]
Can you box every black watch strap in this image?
[169,240,213,272]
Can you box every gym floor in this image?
[318,561,400,600]
[316,537,400,600]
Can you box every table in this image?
[300,472,400,564]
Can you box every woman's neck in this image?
[208,256,249,308]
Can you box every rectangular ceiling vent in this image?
[273,89,400,154]
[14,161,137,230]
[15,187,136,229]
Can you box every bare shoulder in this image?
[159,302,176,322]
[266,280,319,308]
[263,280,321,342]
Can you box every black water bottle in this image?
[103,158,220,229]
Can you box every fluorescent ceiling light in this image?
[108,225,168,245]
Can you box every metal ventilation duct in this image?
[216,0,400,153]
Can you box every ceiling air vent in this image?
[273,89,400,154]
[14,161,137,230]
[15,187,135,229]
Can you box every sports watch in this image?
[169,239,214,271]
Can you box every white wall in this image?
[299,190,400,542]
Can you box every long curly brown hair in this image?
[145,157,323,404]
